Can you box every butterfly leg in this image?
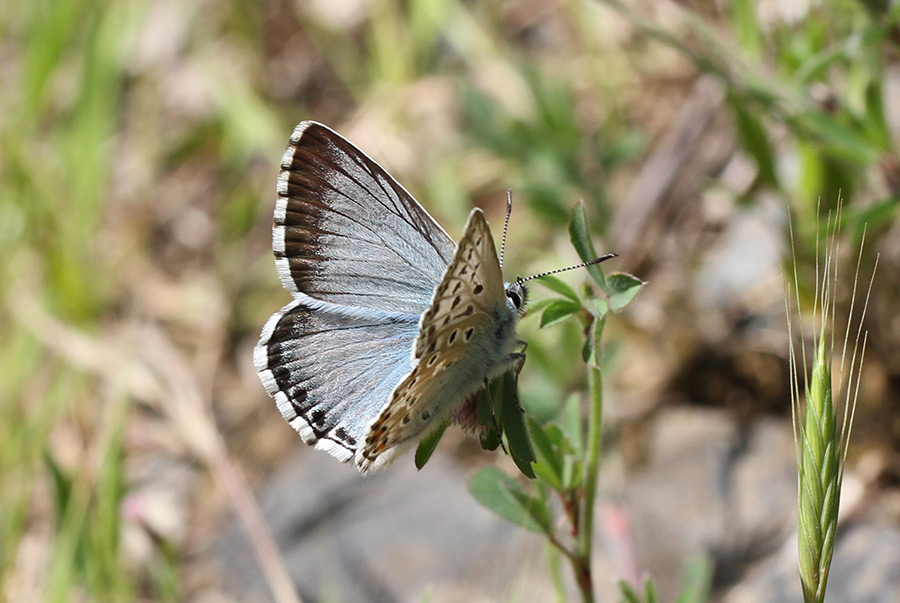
[506,350,527,412]
[483,378,509,455]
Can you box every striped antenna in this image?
[516,253,618,285]
[499,190,512,270]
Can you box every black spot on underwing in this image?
[310,409,326,426]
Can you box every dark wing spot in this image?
[464,327,474,340]
[462,305,474,316]
[334,428,356,446]
[310,409,326,426]
[428,354,438,366]
[448,330,457,344]
[451,296,461,309]
[402,415,411,424]
[422,410,431,421]
[473,284,484,295]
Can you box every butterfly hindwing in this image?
[255,297,420,460]
[275,122,456,314]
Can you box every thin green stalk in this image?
[575,315,607,603]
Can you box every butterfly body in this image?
[255,121,524,474]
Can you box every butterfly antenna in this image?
[499,190,512,270]
[516,253,618,285]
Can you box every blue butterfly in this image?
[255,122,527,473]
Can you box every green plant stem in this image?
[575,315,607,603]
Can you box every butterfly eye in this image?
[505,282,527,311]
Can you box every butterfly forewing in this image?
[275,122,456,314]
[356,209,520,473]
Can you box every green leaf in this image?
[582,329,594,363]
[500,374,536,479]
[531,459,562,488]
[607,273,645,312]
[469,467,551,533]
[475,380,504,452]
[842,197,900,236]
[536,274,579,302]
[540,300,582,328]
[568,202,604,287]
[792,111,882,164]
[415,422,448,469]
[863,78,890,150]
[527,417,587,490]
[619,580,641,603]
[527,418,563,488]
[731,99,777,187]
[586,297,609,318]
[617,578,660,603]
[525,296,564,315]
[479,428,500,451]
[676,554,713,603]
[644,578,659,603]
[45,451,74,521]
[732,0,762,58]
[476,374,536,477]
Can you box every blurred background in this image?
[2,0,900,601]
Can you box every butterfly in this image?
[254,122,529,474]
